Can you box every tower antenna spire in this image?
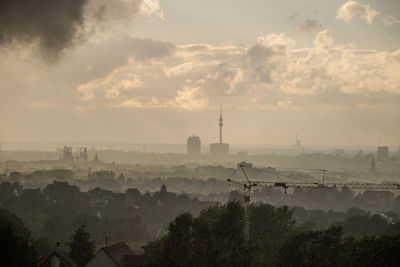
[219,106,223,144]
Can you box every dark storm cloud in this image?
[0,0,89,62]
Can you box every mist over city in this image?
[1,1,400,266]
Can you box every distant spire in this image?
[219,107,223,143]
[371,155,376,172]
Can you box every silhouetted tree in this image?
[144,201,296,266]
[250,204,295,266]
[0,209,38,267]
[346,234,400,266]
[278,227,345,267]
[69,224,96,267]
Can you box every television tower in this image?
[219,107,223,144]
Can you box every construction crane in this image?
[227,162,400,245]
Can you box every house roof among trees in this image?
[101,242,134,266]
[39,249,77,267]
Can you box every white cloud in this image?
[382,15,400,26]
[277,98,292,108]
[175,86,209,110]
[77,64,143,101]
[164,61,219,77]
[205,65,244,95]
[105,74,143,99]
[336,1,379,24]
[87,0,164,21]
[259,33,296,47]
[74,31,400,112]
[386,48,400,64]
[114,97,144,108]
[139,0,164,20]
[243,37,287,83]
[76,82,95,101]
[314,30,334,49]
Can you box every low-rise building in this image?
[39,242,77,267]
[86,242,144,267]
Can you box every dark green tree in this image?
[69,224,96,267]
[144,202,247,266]
[250,204,295,266]
[145,201,297,266]
[0,209,38,267]
[278,227,345,267]
[346,234,400,266]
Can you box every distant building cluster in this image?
[63,146,88,161]
[187,135,201,156]
[371,145,398,172]
[63,146,73,161]
[77,146,88,161]
[88,169,115,180]
[377,146,389,162]
[186,108,230,159]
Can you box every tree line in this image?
[144,201,400,266]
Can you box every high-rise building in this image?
[187,135,201,156]
[291,133,302,153]
[63,146,73,161]
[371,155,375,172]
[209,108,229,157]
[377,146,389,161]
[295,132,301,149]
[77,147,88,161]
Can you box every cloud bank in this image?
[72,30,400,112]
[336,1,379,24]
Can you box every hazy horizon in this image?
[0,140,393,154]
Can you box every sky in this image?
[0,0,399,147]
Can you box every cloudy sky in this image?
[0,0,399,147]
